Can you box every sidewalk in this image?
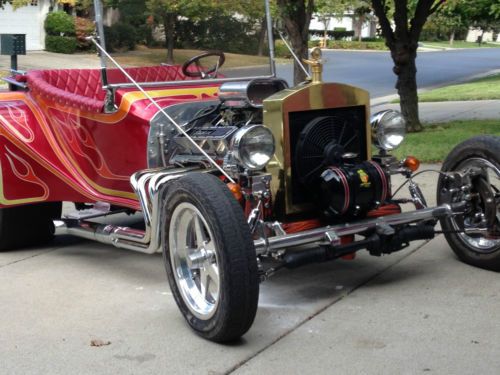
[373,100,500,123]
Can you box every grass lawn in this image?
[112,46,286,68]
[418,74,500,102]
[393,120,500,163]
[421,41,500,49]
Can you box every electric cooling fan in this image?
[294,115,361,184]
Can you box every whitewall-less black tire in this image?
[162,173,259,342]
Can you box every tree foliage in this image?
[465,0,500,33]
[0,0,30,9]
[145,0,225,63]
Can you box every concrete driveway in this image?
[1,167,499,375]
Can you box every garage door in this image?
[0,1,46,50]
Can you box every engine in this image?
[147,78,286,173]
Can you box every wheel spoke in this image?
[194,215,208,246]
[207,262,219,293]
[199,267,210,301]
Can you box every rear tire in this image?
[162,173,259,342]
[0,202,62,251]
[437,136,500,271]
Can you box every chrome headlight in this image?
[371,110,406,151]
[232,125,275,170]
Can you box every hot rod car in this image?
[0,0,499,343]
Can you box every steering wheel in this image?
[182,51,226,79]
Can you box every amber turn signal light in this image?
[227,182,243,202]
[404,156,420,172]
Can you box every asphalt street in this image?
[225,48,500,98]
[2,48,500,100]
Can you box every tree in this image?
[466,0,500,41]
[351,3,372,41]
[276,0,315,85]
[146,0,222,64]
[371,0,445,132]
[227,0,269,56]
[315,0,349,43]
[430,0,467,45]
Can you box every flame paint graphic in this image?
[4,146,49,200]
[0,103,35,142]
[50,111,129,180]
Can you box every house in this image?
[310,12,378,40]
[0,0,51,51]
[0,1,118,51]
[466,28,500,43]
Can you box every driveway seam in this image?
[0,247,63,269]
[226,238,435,374]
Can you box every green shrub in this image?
[309,29,355,40]
[135,24,154,46]
[45,35,77,54]
[104,23,136,51]
[361,37,384,42]
[326,40,387,50]
[273,40,292,58]
[45,11,75,36]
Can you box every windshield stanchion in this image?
[265,0,276,77]
[89,37,236,184]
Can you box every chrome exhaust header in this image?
[55,167,206,254]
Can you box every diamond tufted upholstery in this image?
[26,66,193,113]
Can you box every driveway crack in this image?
[226,238,435,374]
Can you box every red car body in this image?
[0,66,219,210]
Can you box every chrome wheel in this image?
[169,202,220,320]
[453,157,500,253]
[163,173,259,341]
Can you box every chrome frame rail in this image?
[254,205,454,254]
[55,199,455,255]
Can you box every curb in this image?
[371,68,500,107]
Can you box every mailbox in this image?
[0,34,26,55]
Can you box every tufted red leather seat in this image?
[26,65,193,113]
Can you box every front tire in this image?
[162,173,259,342]
[0,201,62,251]
[437,136,500,271]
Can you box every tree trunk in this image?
[277,0,314,85]
[163,13,176,64]
[370,0,443,133]
[289,32,309,84]
[257,16,267,57]
[392,44,422,132]
[355,18,363,42]
[449,30,455,46]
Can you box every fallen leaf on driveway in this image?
[90,339,111,347]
